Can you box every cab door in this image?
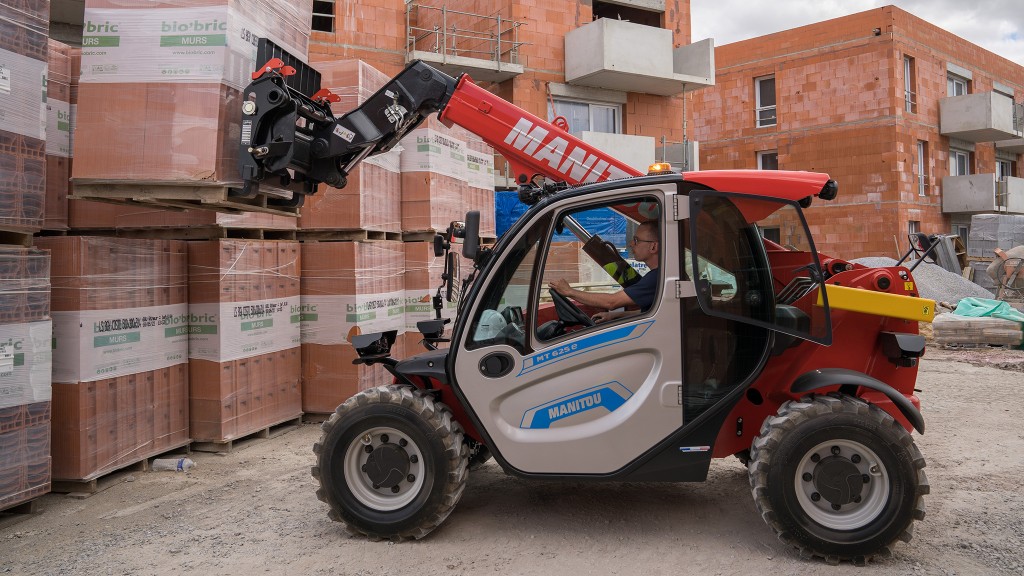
[449,184,684,475]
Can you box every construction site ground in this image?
[2,345,1022,576]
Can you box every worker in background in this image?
[549,220,660,322]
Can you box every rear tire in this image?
[748,394,928,564]
[312,385,469,540]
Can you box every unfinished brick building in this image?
[690,6,1024,259]
[307,0,712,180]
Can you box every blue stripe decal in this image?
[520,381,633,429]
[517,320,654,377]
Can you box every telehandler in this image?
[238,41,932,563]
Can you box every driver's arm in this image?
[548,278,636,311]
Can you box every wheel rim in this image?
[794,438,890,530]
[344,426,425,511]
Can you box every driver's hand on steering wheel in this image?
[548,278,571,295]
[591,311,613,323]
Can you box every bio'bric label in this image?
[299,292,406,346]
[188,297,300,362]
[51,305,187,383]
[0,321,53,408]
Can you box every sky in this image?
[691,0,1024,65]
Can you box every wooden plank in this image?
[192,415,303,454]
[0,230,34,247]
[69,182,302,217]
[297,229,400,242]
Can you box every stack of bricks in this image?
[43,39,74,231]
[300,59,402,234]
[465,131,497,239]
[399,117,473,235]
[300,241,405,414]
[187,240,302,442]
[36,236,190,482]
[402,243,476,355]
[0,0,49,237]
[71,0,313,198]
[0,247,52,510]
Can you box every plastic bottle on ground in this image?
[151,457,196,472]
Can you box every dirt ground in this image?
[2,345,1022,576]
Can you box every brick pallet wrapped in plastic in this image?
[36,237,190,482]
[299,59,402,234]
[43,40,74,231]
[71,0,313,211]
[188,240,302,443]
[300,241,405,414]
[0,0,49,236]
[0,247,52,511]
[399,117,473,235]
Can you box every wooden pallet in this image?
[191,415,303,454]
[51,439,193,498]
[70,181,302,218]
[402,230,498,243]
[71,226,298,241]
[301,413,331,424]
[0,497,43,530]
[297,229,402,242]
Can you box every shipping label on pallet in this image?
[0,48,47,140]
[189,296,301,361]
[466,149,495,191]
[400,128,469,180]
[51,304,187,383]
[45,98,71,157]
[80,6,307,90]
[0,321,53,408]
[299,291,406,346]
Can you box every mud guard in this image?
[791,368,925,434]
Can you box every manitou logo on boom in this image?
[502,118,633,183]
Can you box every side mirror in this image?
[463,210,480,260]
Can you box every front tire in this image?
[312,385,469,540]
[748,394,928,564]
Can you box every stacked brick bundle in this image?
[300,59,402,233]
[72,0,313,195]
[43,40,74,231]
[465,132,497,238]
[300,242,405,413]
[37,237,190,481]
[0,247,52,510]
[188,240,301,441]
[0,0,49,235]
[400,117,474,234]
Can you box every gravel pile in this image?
[851,257,994,304]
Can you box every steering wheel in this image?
[549,289,595,328]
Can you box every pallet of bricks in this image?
[69,0,314,216]
[298,59,407,417]
[69,0,314,451]
[0,0,52,514]
[37,237,190,490]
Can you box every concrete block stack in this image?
[36,236,189,482]
[0,247,52,510]
[0,0,49,237]
[187,240,301,442]
[968,214,1024,292]
[71,0,313,205]
[300,241,405,414]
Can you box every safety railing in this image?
[405,2,523,67]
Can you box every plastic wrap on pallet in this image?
[933,313,1023,346]
[466,133,496,237]
[0,409,50,511]
[0,247,51,410]
[187,240,301,442]
[72,0,313,188]
[300,241,405,413]
[300,59,402,232]
[0,1,48,234]
[44,40,73,230]
[400,119,472,233]
[33,236,191,481]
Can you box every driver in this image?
[549,220,660,323]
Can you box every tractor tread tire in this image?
[748,393,927,565]
[311,385,468,541]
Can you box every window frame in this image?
[904,56,917,113]
[757,150,779,170]
[917,140,928,197]
[949,149,971,177]
[947,73,969,97]
[549,97,622,137]
[755,75,777,128]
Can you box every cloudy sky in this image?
[691,0,1024,65]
